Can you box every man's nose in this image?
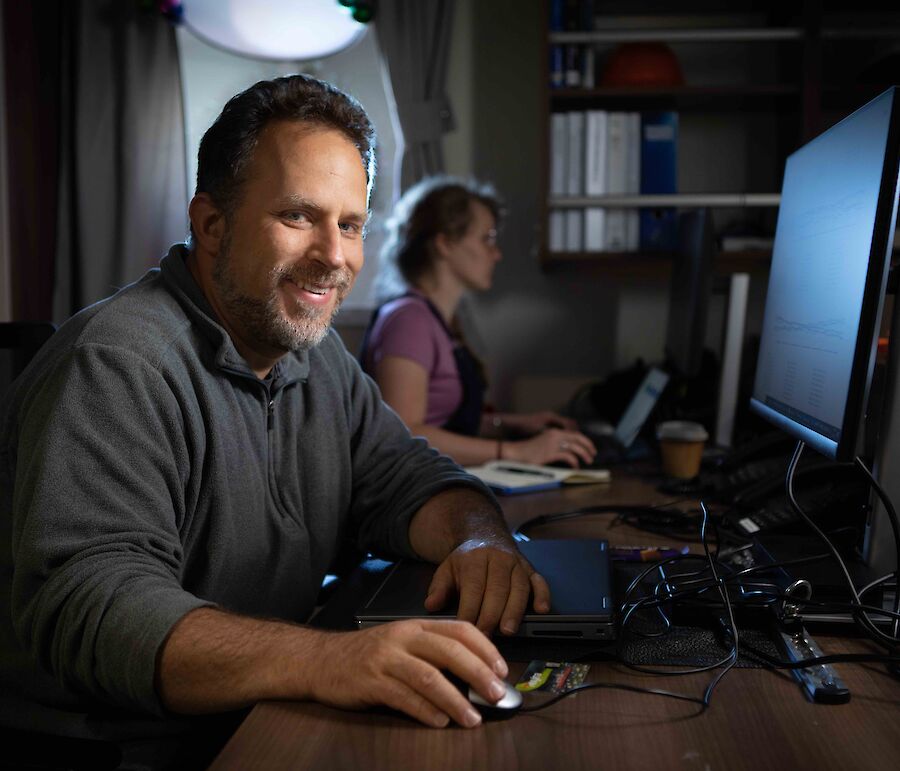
[309,223,346,269]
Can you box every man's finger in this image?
[405,627,509,708]
[474,557,514,634]
[499,564,532,635]
[391,658,482,728]
[530,569,552,613]
[424,562,454,611]
[420,619,508,678]
[455,558,488,624]
[379,677,452,728]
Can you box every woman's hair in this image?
[376,176,504,301]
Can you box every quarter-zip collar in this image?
[159,244,311,388]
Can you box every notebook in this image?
[355,539,615,641]
[465,460,611,495]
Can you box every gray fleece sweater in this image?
[0,245,491,723]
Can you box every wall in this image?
[334,1,794,411]
[447,1,779,413]
[462,0,653,411]
[0,3,9,322]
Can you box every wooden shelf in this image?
[537,1,887,270]
[549,28,804,44]
[540,249,772,276]
[549,26,900,44]
[548,193,781,208]
[549,85,800,111]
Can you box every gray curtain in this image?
[54,0,188,320]
[375,0,456,192]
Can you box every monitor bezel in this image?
[750,86,900,462]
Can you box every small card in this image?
[515,660,590,694]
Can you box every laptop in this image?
[581,366,670,465]
[355,539,615,640]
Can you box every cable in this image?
[697,501,739,705]
[513,451,900,712]
[858,571,897,598]
[615,504,741,694]
[514,500,703,541]
[737,640,900,671]
[852,457,900,638]
[785,441,899,649]
[518,680,706,713]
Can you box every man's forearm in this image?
[157,606,511,729]
[407,487,510,564]
[156,606,328,713]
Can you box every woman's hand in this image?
[494,411,578,437]
[503,428,596,468]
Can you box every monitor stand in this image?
[751,533,891,627]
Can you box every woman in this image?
[360,176,596,468]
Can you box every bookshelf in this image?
[540,0,900,271]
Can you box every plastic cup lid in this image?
[656,420,709,442]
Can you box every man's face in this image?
[211,122,369,356]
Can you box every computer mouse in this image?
[467,681,522,720]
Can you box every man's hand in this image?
[423,537,551,635]
[306,619,509,728]
[157,608,510,729]
[408,488,552,637]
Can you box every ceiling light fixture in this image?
[165,0,371,61]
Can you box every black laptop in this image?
[581,366,670,466]
[355,539,615,641]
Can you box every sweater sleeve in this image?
[9,343,211,717]
[328,335,499,561]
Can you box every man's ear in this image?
[188,193,227,255]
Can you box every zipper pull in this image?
[267,398,275,430]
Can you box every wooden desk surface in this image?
[210,472,900,771]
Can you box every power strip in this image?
[777,628,850,704]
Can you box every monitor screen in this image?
[750,87,900,461]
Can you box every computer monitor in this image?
[664,208,715,379]
[750,87,900,465]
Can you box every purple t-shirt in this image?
[363,293,462,427]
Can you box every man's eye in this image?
[339,222,363,237]
[283,211,310,224]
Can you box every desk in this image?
[209,473,900,771]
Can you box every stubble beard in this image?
[212,232,353,353]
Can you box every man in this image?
[0,75,549,760]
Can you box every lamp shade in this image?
[181,0,367,61]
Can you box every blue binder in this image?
[640,111,679,251]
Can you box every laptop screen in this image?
[614,367,670,448]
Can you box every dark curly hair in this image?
[193,74,376,231]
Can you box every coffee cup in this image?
[656,421,709,480]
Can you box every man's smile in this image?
[282,277,337,308]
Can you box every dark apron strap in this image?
[359,293,485,437]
